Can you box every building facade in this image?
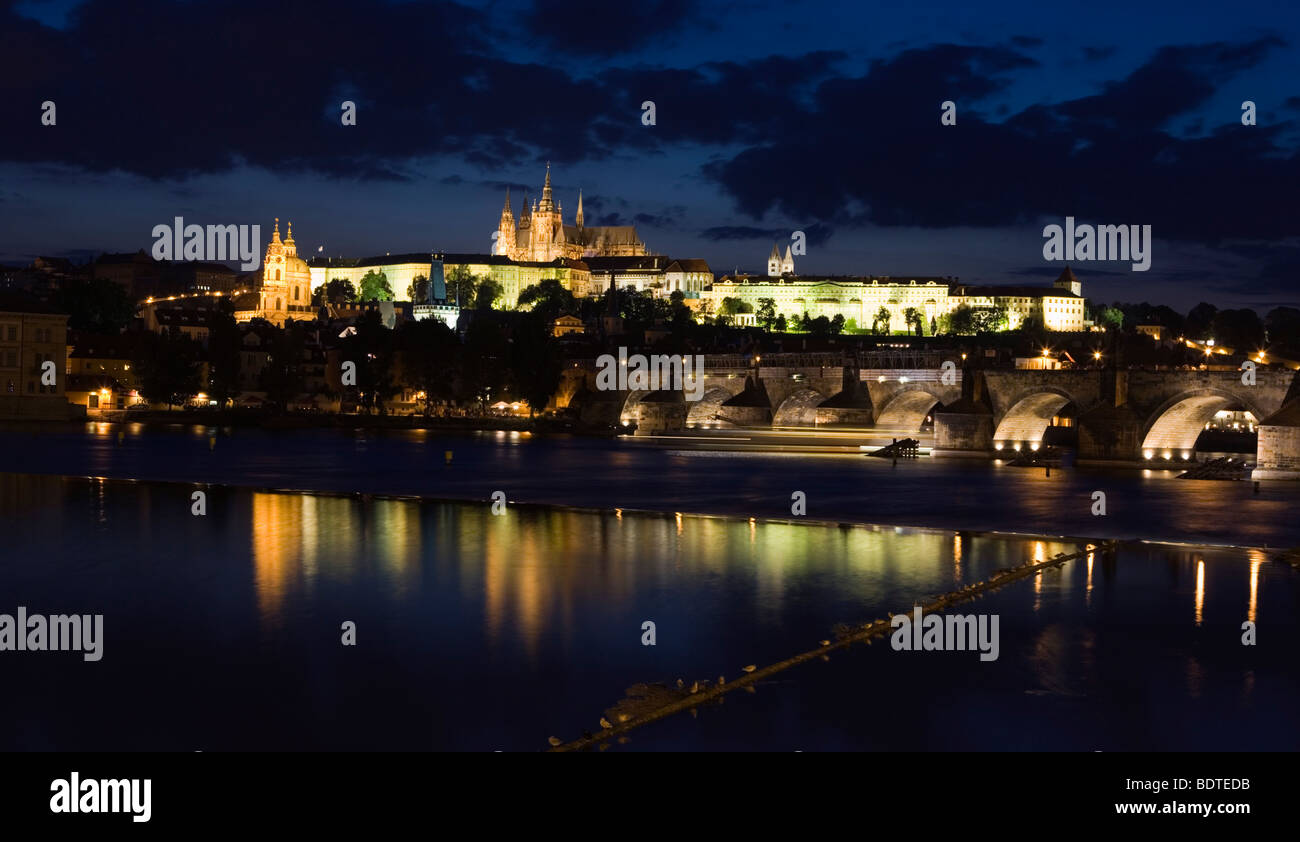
[703,261,1086,333]
[0,293,70,420]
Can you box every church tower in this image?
[496,188,516,256]
[767,243,781,276]
[576,190,584,228]
[781,245,795,275]
[242,218,313,326]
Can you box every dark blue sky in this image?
[2,0,1298,310]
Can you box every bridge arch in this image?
[875,387,945,432]
[1140,388,1266,457]
[992,387,1078,448]
[686,387,735,427]
[773,388,827,427]
[619,389,652,424]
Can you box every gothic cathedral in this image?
[494,165,648,261]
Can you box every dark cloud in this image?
[1082,46,1117,61]
[700,38,1295,246]
[1011,36,1043,48]
[521,0,694,57]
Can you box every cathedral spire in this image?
[501,187,515,223]
[576,189,584,228]
[539,162,554,212]
[272,218,282,244]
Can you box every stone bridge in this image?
[562,354,1300,475]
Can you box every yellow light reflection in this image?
[1247,550,1264,624]
[1194,558,1205,626]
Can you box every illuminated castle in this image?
[494,164,648,261]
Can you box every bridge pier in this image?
[1253,399,1300,480]
[1076,404,1142,463]
[932,408,994,457]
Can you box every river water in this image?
[0,424,1297,750]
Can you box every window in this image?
[275,270,281,281]
[5,327,14,341]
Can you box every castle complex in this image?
[494,165,648,261]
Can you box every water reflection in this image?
[1,471,1297,751]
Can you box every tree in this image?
[397,317,460,414]
[340,311,396,413]
[459,312,509,410]
[406,275,430,304]
[1211,309,1264,351]
[358,270,393,302]
[474,278,503,310]
[829,314,845,334]
[206,305,242,407]
[970,307,1003,333]
[1265,306,1300,346]
[947,305,975,335]
[872,306,891,335]
[1186,302,1217,340]
[260,323,307,411]
[903,306,924,336]
[719,297,753,316]
[445,265,478,308]
[516,279,576,323]
[807,315,831,336]
[131,331,201,409]
[1099,306,1124,331]
[755,298,777,330]
[787,313,803,331]
[56,276,135,334]
[323,278,357,305]
[511,312,564,417]
[774,314,787,332]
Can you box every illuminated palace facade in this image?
[704,262,1087,332]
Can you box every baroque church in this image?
[494,165,648,262]
[234,219,314,326]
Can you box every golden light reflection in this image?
[953,533,962,582]
[1194,558,1205,626]
[1085,549,1094,606]
[252,492,305,621]
[675,512,683,534]
[1247,550,1264,624]
[1032,541,1045,613]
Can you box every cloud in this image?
[520,0,695,57]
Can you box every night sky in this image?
[2,0,1298,311]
